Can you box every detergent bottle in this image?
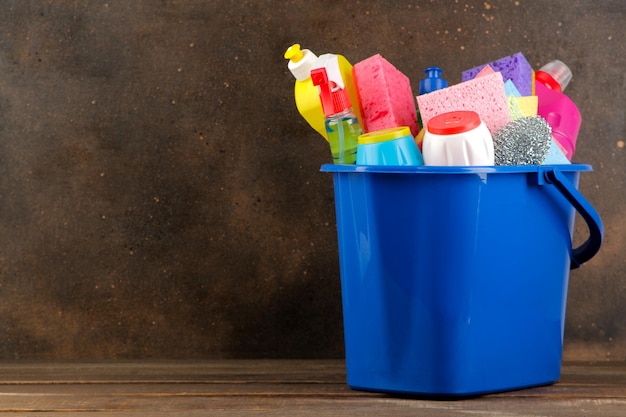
[535,60,581,161]
[284,44,362,141]
[415,66,449,148]
[284,44,327,140]
[422,110,494,166]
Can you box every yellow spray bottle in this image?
[284,44,362,142]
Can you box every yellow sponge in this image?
[514,96,539,117]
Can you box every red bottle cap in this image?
[427,110,481,135]
[535,70,563,93]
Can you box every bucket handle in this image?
[541,167,604,269]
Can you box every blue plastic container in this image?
[320,164,603,396]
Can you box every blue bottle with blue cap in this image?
[416,66,449,148]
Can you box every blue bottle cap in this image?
[419,66,448,95]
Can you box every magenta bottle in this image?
[535,60,581,161]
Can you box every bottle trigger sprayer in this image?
[534,60,581,161]
[311,67,362,164]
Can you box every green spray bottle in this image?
[311,67,362,164]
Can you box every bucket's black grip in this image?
[543,168,604,269]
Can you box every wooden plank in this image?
[0,394,624,416]
[0,360,622,385]
[0,361,622,416]
[0,360,347,384]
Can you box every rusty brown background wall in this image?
[0,0,623,360]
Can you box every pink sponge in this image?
[353,54,419,136]
[461,52,534,96]
[417,71,510,134]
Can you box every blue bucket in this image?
[321,164,603,396]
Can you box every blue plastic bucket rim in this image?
[320,163,592,175]
[321,162,602,270]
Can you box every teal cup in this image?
[356,126,424,166]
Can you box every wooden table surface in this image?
[0,360,623,416]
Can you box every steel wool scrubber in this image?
[493,116,552,165]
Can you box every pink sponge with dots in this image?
[353,54,419,136]
[417,71,511,134]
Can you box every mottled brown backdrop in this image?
[0,0,623,360]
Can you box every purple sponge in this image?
[462,52,533,96]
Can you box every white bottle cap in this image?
[285,44,319,81]
[423,111,495,166]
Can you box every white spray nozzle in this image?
[285,44,319,81]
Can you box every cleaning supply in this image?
[535,59,572,93]
[493,116,553,165]
[462,52,534,96]
[474,64,496,78]
[514,96,539,117]
[422,110,494,166]
[284,44,362,141]
[544,139,572,165]
[534,60,581,161]
[504,79,522,97]
[352,54,419,137]
[507,96,525,120]
[314,51,363,128]
[356,126,424,166]
[419,66,448,95]
[473,65,532,121]
[311,67,362,164]
[284,44,327,140]
[415,66,449,148]
[417,71,510,135]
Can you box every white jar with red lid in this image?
[422,110,495,166]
